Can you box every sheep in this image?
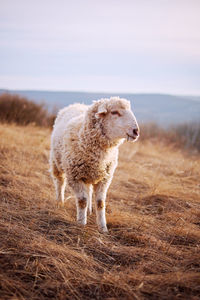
[50,97,139,232]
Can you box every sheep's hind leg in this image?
[52,163,66,206]
[70,181,91,226]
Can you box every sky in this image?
[0,0,200,95]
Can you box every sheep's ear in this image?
[95,104,107,119]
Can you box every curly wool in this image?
[50,98,127,189]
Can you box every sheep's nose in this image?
[133,128,139,136]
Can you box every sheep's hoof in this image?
[99,226,108,233]
[56,201,65,208]
[77,219,87,226]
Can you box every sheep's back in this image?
[54,103,88,127]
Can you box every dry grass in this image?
[0,123,200,299]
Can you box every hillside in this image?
[1,89,200,126]
[0,124,200,299]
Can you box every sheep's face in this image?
[95,98,139,142]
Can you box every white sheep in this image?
[50,97,139,232]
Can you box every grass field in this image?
[0,123,200,299]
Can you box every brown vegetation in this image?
[0,124,200,299]
[141,122,200,153]
[0,93,55,127]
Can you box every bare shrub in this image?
[170,122,200,152]
[141,122,200,153]
[139,122,166,140]
[0,93,56,127]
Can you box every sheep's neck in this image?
[80,119,120,152]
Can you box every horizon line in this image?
[0,87,200,97]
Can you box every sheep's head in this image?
[95,97,139,142]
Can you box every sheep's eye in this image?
[111,111,121,116]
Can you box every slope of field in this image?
[0,124,200,299]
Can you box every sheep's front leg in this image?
[88,185,93,215]
[71,181,92,226]
[94,179,111,233]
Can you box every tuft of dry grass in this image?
[0,123,200,299]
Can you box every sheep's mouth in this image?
[126,133,138,141]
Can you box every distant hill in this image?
[0,89,200,127]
